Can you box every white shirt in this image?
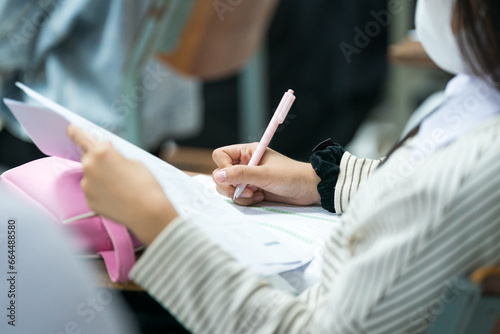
[416,74,500,155]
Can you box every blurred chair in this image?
[155,0,278,80]
[427,267,500,334]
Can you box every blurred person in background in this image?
[0,0,202,170]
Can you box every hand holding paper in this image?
[67,124,179,246]
[3,83,309,276]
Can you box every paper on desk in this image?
[193,174,342,286]
[3,83,307,276]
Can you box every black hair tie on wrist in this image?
[310,138,345,213]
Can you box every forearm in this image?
[130,217,315,334]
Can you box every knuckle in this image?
[80,178,89,193]
[94,143,109,157]
[81,160,93,174]
[215,185,231,198]
[215,185,225,195]
[211,148,220,162]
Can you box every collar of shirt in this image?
[413,74,500,156]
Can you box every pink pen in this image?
[233,89,296,200]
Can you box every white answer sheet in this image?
[193,174,341,286]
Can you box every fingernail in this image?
[214,170,227,182]
[241,189,252,198]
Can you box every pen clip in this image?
[277,90,296,124]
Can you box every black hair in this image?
[455,0,500,88]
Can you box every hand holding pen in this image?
[212,89,321,206]
[233,89,296,200]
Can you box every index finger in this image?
[67,124,99,154]
[212,144,257,169]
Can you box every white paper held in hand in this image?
[3,83,307,276]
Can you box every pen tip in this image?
[288,89,294,94]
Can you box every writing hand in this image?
[212,143,321,206]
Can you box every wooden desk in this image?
[388,39,437,68]
[89,256,144,291]
[160,146,216,175]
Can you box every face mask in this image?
[415,0,468,74]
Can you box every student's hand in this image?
[67,124,178,246]
[212,143,321,206]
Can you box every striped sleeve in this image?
[130,120,500,333]
[327,143,500,333]
[130,157,500,334]
[334,152,382,213]
[130,217,314,334]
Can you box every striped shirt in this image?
[131,115,500,333]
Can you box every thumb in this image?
[214,164,268,188]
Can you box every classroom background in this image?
[0,0,450,173]
[0,1,457,333]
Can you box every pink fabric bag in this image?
[1,156,141,282]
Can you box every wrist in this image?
[302,162,321,204]
[129,194,178,246]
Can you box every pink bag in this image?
[1,156,141,282]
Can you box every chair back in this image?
[156,0,279,80]
[427,267,500,334]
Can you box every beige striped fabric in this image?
[335,152,381,214]
[131,115,500,334]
